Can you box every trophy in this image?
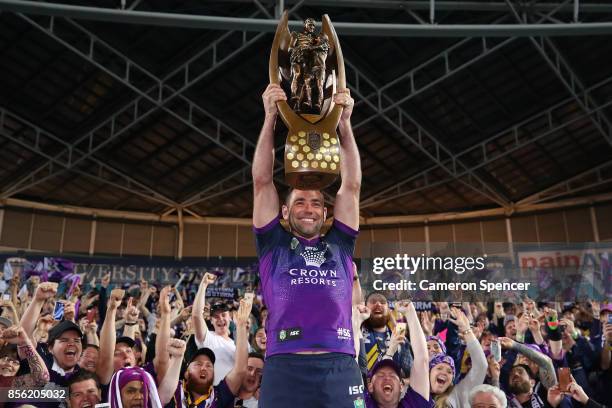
[269,11,346,190]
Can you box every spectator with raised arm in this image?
[169,298,251,408]
[0,325,49,388]
[363,300,430,408]
[428,308,487,408]
[362,292,413,378]
[190,272,236,385]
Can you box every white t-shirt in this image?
[195,331,236,385]
[241,396,258,407]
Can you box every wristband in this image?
[124,322,138,326]
[546,319,559,330]
[462,329,472,335]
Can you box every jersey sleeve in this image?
[325,218,358,255]
[402,387,434,408]
[215,378,237,407]
[253,216,285,258]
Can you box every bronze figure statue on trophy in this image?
[269,12,346,190]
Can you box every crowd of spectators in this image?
[0,257,609,408]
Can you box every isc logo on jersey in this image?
[348,385,364,395]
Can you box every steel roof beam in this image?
[360,75,612,209]
[6,13,269,208]
[178,10,516,210]
[345,59,511,207]
[16,6,310,212]
[517,160,612,205]
[505,1,612,148]
[0,108,179,207]
[228,0,612,14]
[3,1,612,36]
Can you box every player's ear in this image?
[282,204,289,220]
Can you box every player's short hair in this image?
[284,188,324,206]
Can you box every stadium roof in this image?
[1,0,612,221]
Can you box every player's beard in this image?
[367,313,390,330]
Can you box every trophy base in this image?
[285,170,337,190]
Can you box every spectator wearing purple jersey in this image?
[365,359,432,408]
[253,83,362,407]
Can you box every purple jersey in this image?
[254,217,357,356]
[365,387,433,408]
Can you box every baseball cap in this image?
[47,320,84,345]
[116,336,136,348]
[210,303,229,316]
[561,303,576,315]
[0,317,12,329]
[600,304,612,313]
[188,347,216,365]
[369,358,401,378]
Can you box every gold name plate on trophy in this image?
[269,11,346,190]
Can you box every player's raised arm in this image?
[252,84,285,228]
[333,89,361,231]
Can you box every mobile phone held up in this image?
[557,367,570,392]
[491,339,502,363]
[53,301,65,321]
[87,308,95,323]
